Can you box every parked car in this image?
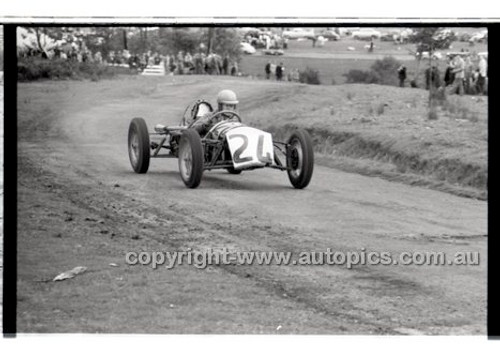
[240,42,256,54]
[320,30,340,41]
[380,32,396,41]
[282,28,316,40]
[352,28,381,40]
[470,30,487,43]
[262,49,284,56]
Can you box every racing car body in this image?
[128,99,314,189]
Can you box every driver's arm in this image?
[191,112,213,132]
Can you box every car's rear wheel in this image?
[178,129,204,188]
[128,117,150,173]
[287,129,314,189]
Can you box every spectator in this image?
[464,55,475,94]
[184,52,193,71]
[265,61,271,79]
[194,52,203,74]
[477,54,487,95]
[397,65,407,87]
[223,55,229,75]
[449,54,465,95]
[177,51,184,74]
[231,62,238,76]
[444,55,455,86]
[270,61,276,77]
[276,62,284,81]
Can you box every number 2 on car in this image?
[227,127,274,169]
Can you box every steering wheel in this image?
[209,110,242,125]
[204,111,243,138]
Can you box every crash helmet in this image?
[217,90,239,111]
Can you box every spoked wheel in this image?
[287,129,314,189]
[178,129,204,188]
[128,117,150,173]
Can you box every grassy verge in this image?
[239,38,487,86]
[269,124,486,200]
[242,82,487,200]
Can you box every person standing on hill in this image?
[265,61,271,79]
[276,62,284,81]
[449,54,465,95]
[222,55,229,75]
[397,65,407,87]
[477,54,487,95]
[444,55,455,87]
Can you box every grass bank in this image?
[269,124,486,200]
[242,82,487,200]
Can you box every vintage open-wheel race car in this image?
[128,99,314,189]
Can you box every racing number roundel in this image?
[226,127,274,169]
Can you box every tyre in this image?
[178,129,204,188]
[227,167,242,175]
[128,117,150,173]
[286,129,314,189]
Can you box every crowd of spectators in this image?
[264,61,300,82]
[397,51,488,96]
[20,42,241,77]
[91,49,240,76]
[424,52,488,95]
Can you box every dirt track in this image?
[17,77,486,334]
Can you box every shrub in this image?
[17,57,121,81]
[370,56,401,86]
[343,69,379,84]
[299,67,321,85]
[343,56,401,86]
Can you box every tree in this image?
[158,27,202,55]
[200,28,241,60]
[83,27,126,58]
[409,27,454,56]
[408,28,455,107]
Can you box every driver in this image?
[192,90,239,136]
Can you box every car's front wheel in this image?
[287,129,314,189]
[178,129,204,188]
[128,117,150,173]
